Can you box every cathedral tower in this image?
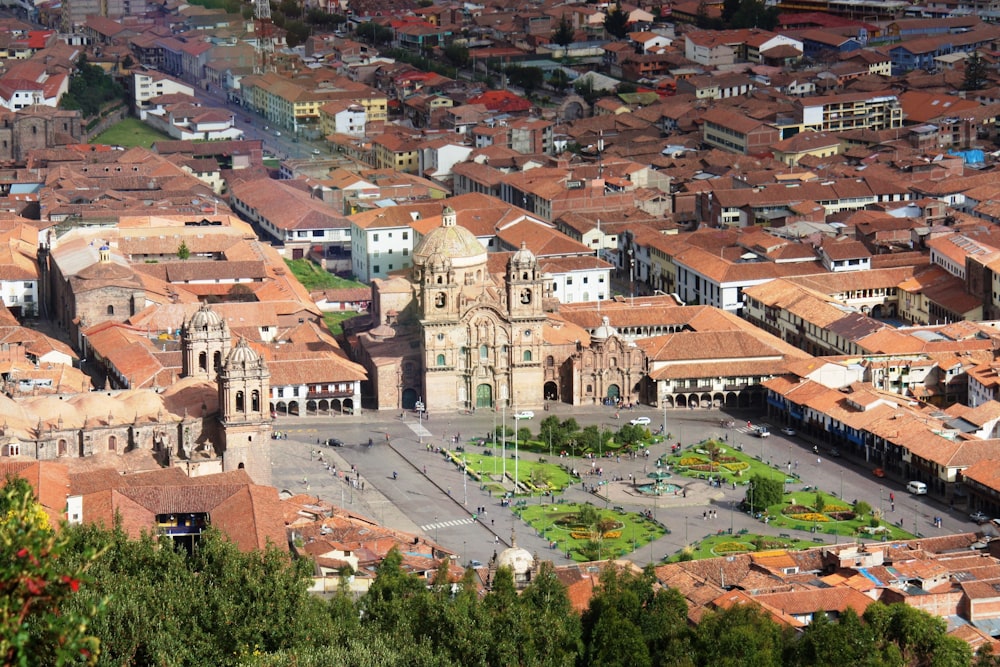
[182,303,231,380]
[218,337,271,484]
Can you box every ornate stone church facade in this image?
[353,207,550,412]
[1,304,272,486]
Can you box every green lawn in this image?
[515,502,667,562]
[666,532,837,563]
[285,258,365,291]
[91,118,172,149]
[447,447,576,496]
[322,311,364,336]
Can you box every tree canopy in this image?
[0,476,982,666]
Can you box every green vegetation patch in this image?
[90,118,171,149]
[284,258,366,291]
[515,502,666,562]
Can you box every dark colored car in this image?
[326,438,344,447]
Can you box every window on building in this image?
[523,350,532,362]
[437,354,446,366]
[373,233,379,241]
[107,305,114,315]
[373,265,380,273]
[480,344,488,358]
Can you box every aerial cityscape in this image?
[8,0,1000,661]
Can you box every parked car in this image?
[829,448,841,458]
[326,438,343,447]
[780,427,796,436]
[906,480,927,495]
[630,416,651,426]
[312,148,322,155]
[872,468,886,478]
[514,411,534,420]
[970,511,991,524]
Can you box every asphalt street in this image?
[270,404,979,568]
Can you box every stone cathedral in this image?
[355,206,550,412]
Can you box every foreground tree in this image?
[0,477,103,666]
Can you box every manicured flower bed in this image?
[713,541,751,555]
[789,512,829,522]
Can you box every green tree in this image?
[356,21,393,46]
[729,0,779,29]
[505,65,545,96]
[59,54,125,118]
[853,499,871,517]
[603,2,630,39]
[963,51,989,91]
[443,43,469,68]
[695,603,790,666]
[552,16,575,57]
[0,477,103,666]
[747,474,783,509]
[549,68,571,92]
[518,562,582,666]
[177,240,190,260]
[814,491,826,513]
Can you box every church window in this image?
[523,350,532,362]
[199,351,208,372]
[437,333,445,341]
[610,357,617,367]
[546,355,554,366]
[437,354,446,366]
[520,289,531,304]
[436,275,443,284]
[480,344,488,359]
[586,384,593,393]
[32,126,36,135]
[435,292,447,308]
[214,351,222,370]
[58,439,67,456]
[108,436,116,452]
[236,390,245,412]
[522,272,528,279]
[252,390,261,412]
[524,329,531,338]
[107,305,114,315]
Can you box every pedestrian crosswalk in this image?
[409,423,432,438]
[420,517,476,532]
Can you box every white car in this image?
[514,411,534,420]
[780,427,796,436]
[630,416,651,426]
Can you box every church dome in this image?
[413,208,487,270]
[592,315,618,341]
[497,542,534,577]
[510,241,535,268]
[189,303,224,330]
[227,338,260,366]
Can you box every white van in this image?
[907,481,927,495]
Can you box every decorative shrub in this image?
[722,462,749,473]
[825,511,856,521]
[714,541,750,554]
[603,531,622,539]
[782,505,812,515]
[825,503,849,512]
[679,456,705,466]
[571,531,592,540]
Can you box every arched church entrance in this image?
[607,384,620,401]
[544,381,558,401]
[476,383,493,409]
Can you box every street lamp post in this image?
[463,454,468,506]
[661,392,667,438]
[514,417,520,493]
[416,397,424,444]
[684,515,688,545]
[502,405,507,481]
[434,515,438,545]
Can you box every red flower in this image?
[16,548,28,558]
[24,577,46,595]
[60,575,80,592]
